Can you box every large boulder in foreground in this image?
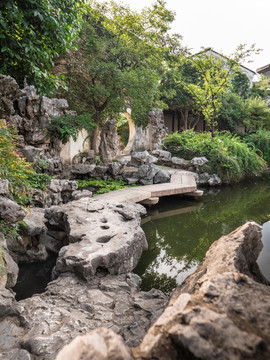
[0,272,167,359]
[45,198,148,281]
[56,327,133,360]
[132,222,270,360]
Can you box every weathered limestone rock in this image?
[0,180,10,197]
[171,157,190,169]
[0,272,167,359]
[0,349,32,360]
[0,75,24,110]
[208,174,222,186]
[46,157,63,175]
[108,162,123,176]
[20,207,67,256]
[0,286,17,318]
[138,164,159,182]
[99,119,120,162]
[0,196,26,223]
[56,327,133,360]
[0,181,25,229]
[151,149,172,162]
[94,165,109,178]
[0,234,19,288]
[72,189,93,201]
[148,109,168,150]
[71,164,96,176]
[47,179,78,206]
[21,145,43,162]
[153,169,171,184]
[0,75,72,161]
[131,109,167,152]
[48,179,78,194]
[133,222,270,360]
[72,150,95,165]
[191,156,208,166]
[44,199,148,281]
[199,172,211,184]
[131,151,158,165]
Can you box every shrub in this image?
[0,120,34,199]
[26,173,53,192]
[0,120,52,204]
[48,114,96,144]
[244,129,270,164]
[242,97,270,133]
[163,130,266,182]
[77,178,136,195]
[117,114,129,148]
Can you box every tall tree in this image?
[0,0,83,94]
[159,58,201,130]
[184,46,260,137]
[61,0,184,151]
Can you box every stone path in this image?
[95,170,203,205]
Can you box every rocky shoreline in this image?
[0,184,169,359]
[1,181,270,359]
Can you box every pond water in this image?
[134,178,270,294]
[13,253,57,301]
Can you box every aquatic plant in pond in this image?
[134,178,270,294]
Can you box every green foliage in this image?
[184,54,233,137]
[217,92,245,132]
[0,0,84,95]
[244,129,270,164]
[48,114,96,144]
[176,46,260,136]
[0,121,52,205]
[34,158,50,171]
[242,97,270,133]
[117,114,129,148]
[249,76,269,100]
[26,173,53,191]
[163,130,266,182]
[0,120,34,199]
[77,177,136,195]
[159,58,201,129]
[231,70,250,98]
[60,0,184,146]
[0,220,24,243]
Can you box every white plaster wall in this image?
[60,129,90,164]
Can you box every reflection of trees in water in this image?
[136,179,270,292]
[141,272,177,295]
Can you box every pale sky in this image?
[114,0,270,72]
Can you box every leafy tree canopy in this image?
[61,0,184,150]
[159,58,201,130]
[0,0,84,95]
[243,96,270,133]
[180,46,261,137]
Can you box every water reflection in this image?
[134,179,270,294]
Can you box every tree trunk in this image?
[180,109,188,130]
[90,113,101,152]
[192,115,200,130]
[90,126,99,152]
[211,119,216,138]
